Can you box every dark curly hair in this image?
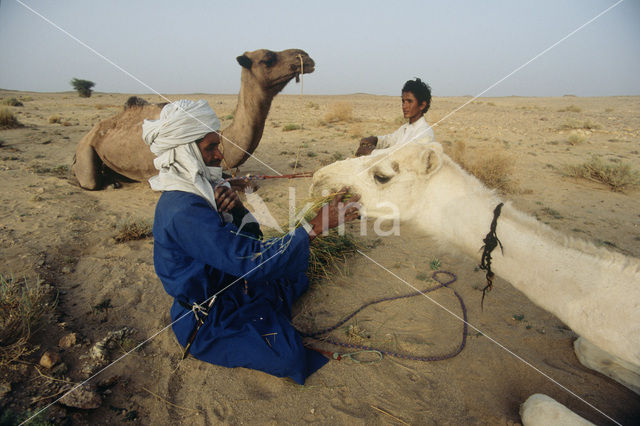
[402,78,431,114]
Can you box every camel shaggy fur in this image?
[72,48,314,190]
[311,141,640,396]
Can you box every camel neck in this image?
[220,72,273,168]
[418,162,640,365]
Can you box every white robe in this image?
[376,116,434,150]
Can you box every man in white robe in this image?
[356,78,434,156]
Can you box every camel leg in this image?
[72,140,102,190]
[520,394,594,426]
[574,337,640,395]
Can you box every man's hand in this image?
[355,136,377,157]
[214,185,243,213]
[308,187,361,241]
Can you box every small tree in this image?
[70,78,95,98]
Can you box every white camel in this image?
[311,141,640,422]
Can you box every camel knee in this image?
[574,337,640,395]
[73,143,102,190]
[520,394,594,426]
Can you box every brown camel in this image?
[72,48,315,190]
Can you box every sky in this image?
[0,0,639,97]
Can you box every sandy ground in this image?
[1,90,639,425]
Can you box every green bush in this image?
[70,77,95,98]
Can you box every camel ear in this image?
[236,55,252,69]
[420,146,443,178]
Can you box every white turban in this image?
[142,99,226,210]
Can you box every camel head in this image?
[312,141,446,222]
[236,48,315,95]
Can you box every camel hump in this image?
[124,96,149,110]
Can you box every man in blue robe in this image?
[144,100,360,384]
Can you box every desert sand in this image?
[1,90,639,425]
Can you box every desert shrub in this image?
[70,77,95,98]
[446,141,516,193]
[0,275,54,368]
[114,217,153,242]
[559,119,601,130]
[2,97,23,107]
[324,102,353,123]
[0,108,22,129]
[283,123,301,131]
[564,156,640,192]
[306,101,319,110]
[48,115,61,124]
[558,105,581,113]
[567,131,586,145]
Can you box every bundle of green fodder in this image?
[264,192,362,283]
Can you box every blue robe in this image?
[152,191,328,384]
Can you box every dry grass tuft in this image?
[567,130,587,145]
[446,141,517,193]
[2,97,23,107]
[282,123,301,132]
[558,105,582,113]
[559,119,601,130]
[48,115,62,124]
[0,275,54,368]
[0,108,22,129]
[114,217,153,242]
[324,102,353,123]
[564,156,640,192]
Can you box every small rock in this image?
[97,375,119,388]
[59,333,77,349]
[39,350,61,369]
[61,266,72,274]
[51,362,68,376]
[59,386,102,409]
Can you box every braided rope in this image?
[299,271,468,362]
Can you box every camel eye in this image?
[262,52,277,67]
[374,173,391,184]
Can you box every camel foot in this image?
[520,394,593,426]
[573,337,640,395]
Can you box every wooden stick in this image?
[141,387,203,415]
[370,404,410,425]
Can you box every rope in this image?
[298,53,304,129]
[299,271,468,362]
[224,171,313,184]
[479,203,504,309]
